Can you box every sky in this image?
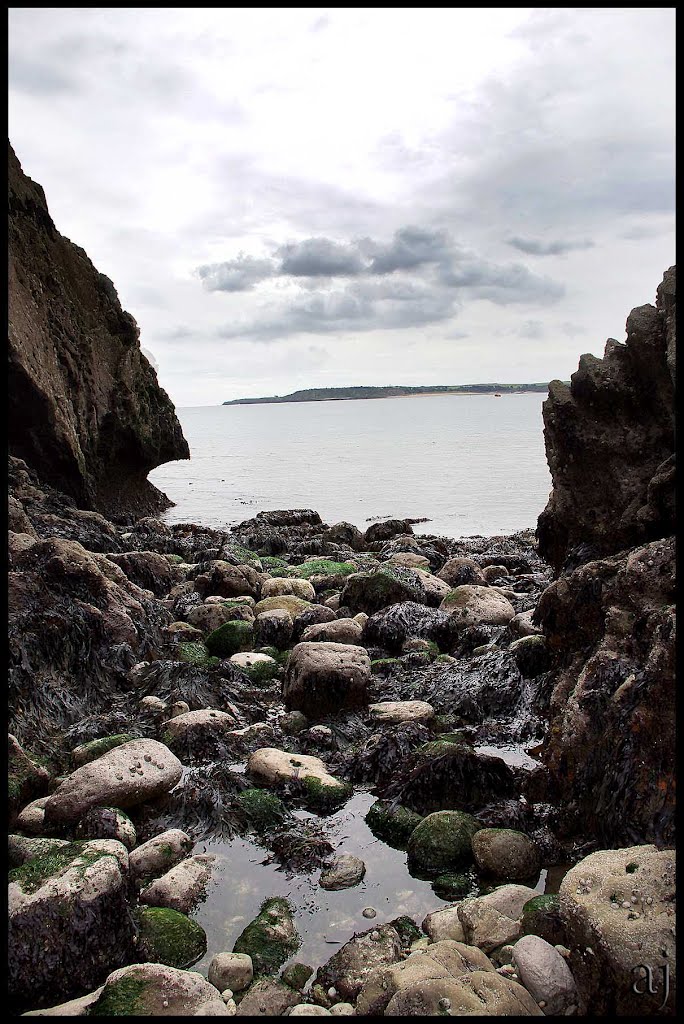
[8,7,676,407]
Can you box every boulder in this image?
[234,978,300,1016]
[384,969,543,1015]
[364,519,414,543]
[233,897,300,975]
[15,796,49,835]
[437,557,488,587]
[368,700,435,725]
[511,935,579,1015]
[187,603,253,633]
[314,924,403,1002]
[247,748,349,808]
[139,854,214,914]
[254,595,312,618]
[471,828,541,881]
[319,853,366,891]
[440,585,515,628]
[208,953,254,993]
[74,806,137,850]
[193,561,260,600]
[9,840,134,1012]
[559,845,676,1015]
[283,642,371,714]
[363,601,456,653]
[89,963,223,1016]
[129,828,195,884]
[422,906,466,943]
[261,577,316,601]
[340,564,426,615]
[300,618,364,645]
[135,905,207,968]
[43,739,182,826]
[205,620,255,657]
[163,709,238,755]
[456,885,538,953]
[9,734,49,825]
[406,811,482,876]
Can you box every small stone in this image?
[221,989,233,1002]
[370,930,380,941]
[362,908,377,919]
[327,987,337,999]
[438,997,451,1010]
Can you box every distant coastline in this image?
[222,383,559,406]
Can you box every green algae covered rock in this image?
[254,595,312,618]
[293,559,357,579]
[406,810,482,877]
[233,896,301,976]
[365,800,424,849]
[235,788,289,831]
[205,619,254,657]
[176,641,220,668]
[134,906,207,968]
[432,871,475,900]
[90,963,222,1016]
[520,893,567,946]
[341,564,426,615]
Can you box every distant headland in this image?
[222,383,557,406]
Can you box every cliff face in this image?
[537,266,675,573]
[534,267,676,847]
[8,142,189,520]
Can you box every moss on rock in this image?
[176,641,219,668]
[432,871,475,900]
[365,800,424,849]
[9,843,104,894]
[301,776,352,813]
[236,788,289,831]
[71,733,135,766]
[134,906,207,968]
[205,620,255,657]
[254,596,311,618]
[293,559,357,579]
[406,810,482,877]
[233,896,301,976]
[520,893,566,946]
[90,976,151,1016]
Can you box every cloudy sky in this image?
[9,7,675,407]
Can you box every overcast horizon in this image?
[9,8,675,407]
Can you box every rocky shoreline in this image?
[7,144,675,1016]
[8,487,676,1016]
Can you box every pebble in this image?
[221,990,233,1003]
[362,908,376,919]
[370,931,380,941]
[327,988,337,999]
[438,998,451,1010]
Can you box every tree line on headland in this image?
[223,383,557,406]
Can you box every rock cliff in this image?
[537,267,675,573]
[535,268,676,847]
[8,142,189,520]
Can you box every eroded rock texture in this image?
[535,268,676,849]
[8,142,189,520]
[537,267,675,573]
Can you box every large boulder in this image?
[139,854,214,914]
[89,963,223,1016]
[537,266,675,571]
[384,969,543,1016]
[43,739,183,826]
[8,840,134,1012]
[340,564,426,615]
[471,828,541,881]
[511,935,579,1015]
[8,142,189,519]
[440,585,515,628]
[247,748,349,809]
[314,924,403,1003]
[363,601,457,653]
[406,810,482,877]
[559,845,676,1015]
[283,641,371,714]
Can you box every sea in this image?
[149,393,552,539]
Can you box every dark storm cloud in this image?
[198,256,276,292]
[277,238,365,277]
[506,236,594,256]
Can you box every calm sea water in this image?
[149,394,551,539]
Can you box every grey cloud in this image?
[507,236,594,256]
[277,238,365,277]
[518,320,545,340]
[439,257,565,305]
[560,322,588,338]
[198,256,277,292]
[367,226,451,274]
[9,55,80,95]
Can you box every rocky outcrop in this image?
[537,267,675,573]
[8,142,189,520]
[534,268,676,849]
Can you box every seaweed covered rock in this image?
[363,601,456,653]
[340,564,426,615]
[406,810,482,877]
[233,896,300,975]
[8,143,189,519]
[535,536,675,846]
[537,267,675,572]
[365,800,424,849]
[74,806,137,850]
[8,734,49,826]
[205,619,255,658]
[8,839,134,1012]
[43,739,182,826]
[283,641,371,714]
[135,906,207,968]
